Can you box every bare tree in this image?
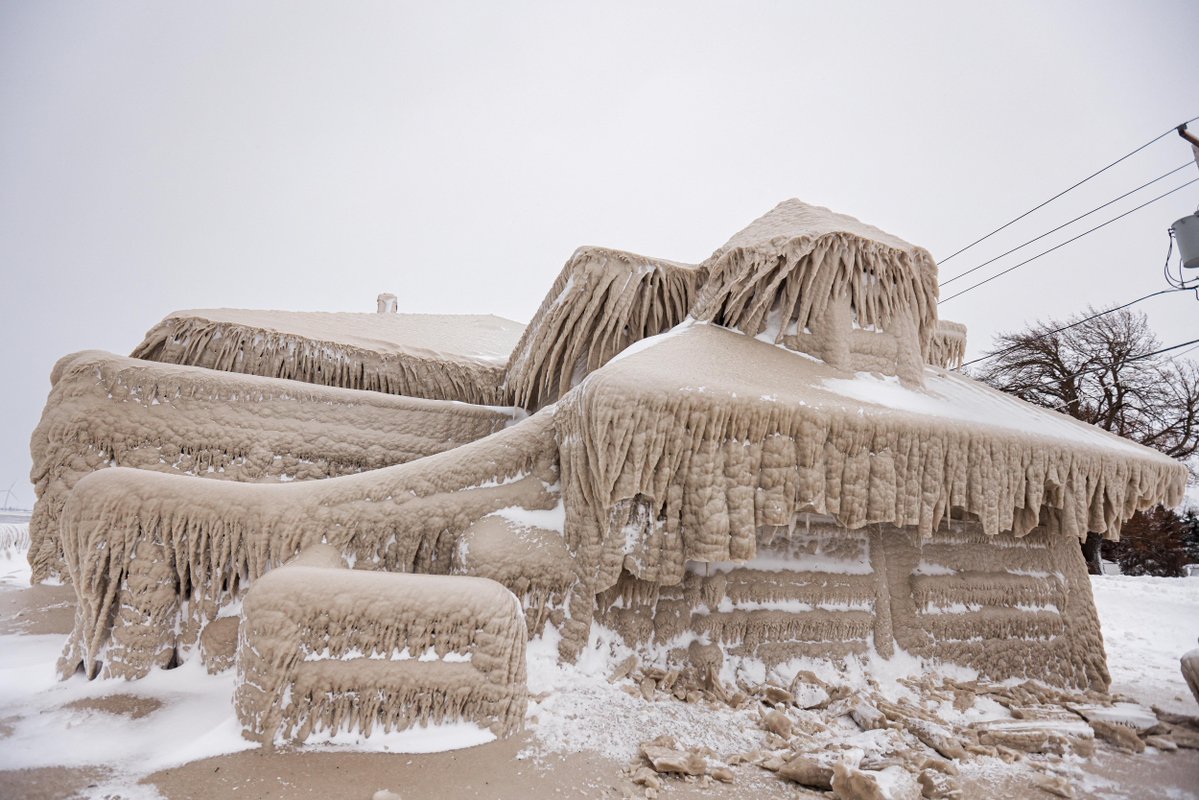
[977,308,1199,573]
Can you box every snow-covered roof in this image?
[693,200,941,378]
[131,309,526,405]
[706,198,931,263]
[556,322,1187,585]
[152,308,525,366]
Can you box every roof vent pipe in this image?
[377,293,398,313]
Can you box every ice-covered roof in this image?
[155,309,525,366]
[132,309,527,405]
[707,198,931,263]
[556,322,1186,579]
[693,200,941,378]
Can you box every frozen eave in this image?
[143,309,526,366]
[557,323,1186,560]
[706,199,931,263]
[132,310,525,405]
[693,200,940,375]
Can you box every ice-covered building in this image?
[29,200,1186,741]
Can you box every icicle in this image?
[235,547,527,743]
[132,312,511,405]
[503,246,705,409]
[56,409,560,680]
[27,350,516,582]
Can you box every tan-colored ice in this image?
[504,246,704,409]
[553,321,1184,667]
[57,409,559,679]
[694,200,939,384]
[1183,644,1199,708]
[28,350,515,582]
[37,198,1190,703]
[928,320,968,369]
[597,515,1108,687]
[451,513,575,637]
[557,323,1181,588]
[235,545,527,743]
[133,310,525,404]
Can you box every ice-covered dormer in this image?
[693,199,940,386]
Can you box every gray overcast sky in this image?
[1,1,1197,506]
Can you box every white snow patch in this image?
[913,560,957,576]
[522,622,762,761]
[298,720,495,753]
[607,318,697,364]
[491,500,566,533]
[821,370,1155,457]
[1091,574,1199,714]
[697,551,872,575]
[523,618,980,765]
[0,635,255,774]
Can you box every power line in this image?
[937,115,1199,264]
[940,161,1194,287]
[1129,337,1199,361]
[1169,342,1199,361]
[956,286,1196,370]
[939,177,1199,304]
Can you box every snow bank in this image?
[1091,574,1199,714]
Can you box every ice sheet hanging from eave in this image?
[503,246,706,409]
[602,323,1175,466]
[145,309,525,364]
[131,310,525,404]
[928,320,968,369]
[693,199,941,360]
[556,324,1186,563]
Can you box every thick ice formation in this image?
[551,322,1178,673]
[133,309,525,405]
[28,349,515,581]
[27,198,1190,745]
[132,247,704,412]
[451,512,574,637]
[235,545,527,742]
[556,323,1178,582]
[694,200,939,385]
[596,516,1107,688]
[57,409,559,680]
[929,320,968,370]
[504,246,705,409]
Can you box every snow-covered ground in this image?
[1092,574,1199,714]
[1,529,1197,798]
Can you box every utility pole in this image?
[1180,123,1199,172]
